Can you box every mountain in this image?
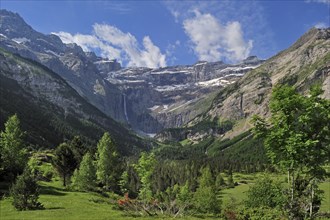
[0,9,127,125]
[0,9,263,136]
[0,48,148,154]
[157,28,329,144]
[102,57,263,134]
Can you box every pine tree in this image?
[227,171,235,188]
[134,152,156,201]
[0,114,27,179]
[193,166,220,214]
[52,143,77,186]
[10,168,43,210]
[70,136,87,167]
[72,152,96,191]
[96,132,119,190]
[215,173,225,190]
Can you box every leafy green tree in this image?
[96,132,119,190]
[10,168,43,211]
[134,152,156,201]
[119,170,129,194]
[245,175,285,208]
[72,152,96,191]
[52,143,77,186]
[193,166,220,214]
[252,85,330,218]
[0,114,27,179]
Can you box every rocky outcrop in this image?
[196,28,330,139]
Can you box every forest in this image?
[0,85,329,219]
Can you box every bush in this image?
[10,168,43,211]
[245,175,285,209]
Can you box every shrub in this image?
[10,168,43,211]
[245,175,285,209]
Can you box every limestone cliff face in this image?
[197,28,330,139]
[105,58,263,134]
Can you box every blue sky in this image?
[2,0,329,67]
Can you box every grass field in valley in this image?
[0,174,329,219]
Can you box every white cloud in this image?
[165,1,275,61]
[314,22,328,28]
[53,24,167,68]
[183,11,252,62]
[54,31,121,59]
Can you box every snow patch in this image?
[194,61,207,66]
[45,50,60,57]
[219,65,260,73]
[148,105,160,111]
[151,70,190,75]
[155,84,190,92]
[12,37,30,44]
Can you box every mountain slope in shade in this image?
[0,48,148,154]
[0,9,127,126]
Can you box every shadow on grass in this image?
[47,207,65,210]
[40,185,67,196]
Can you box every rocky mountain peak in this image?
[0,9,40,40]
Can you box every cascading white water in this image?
[123,94,129,122]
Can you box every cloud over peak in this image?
[54,24,167,68]
[183,11,253,63]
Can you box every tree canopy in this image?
[252,85,330,218]
[0,114,27,179]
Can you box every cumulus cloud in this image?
[183,11,253,62]
[53,24,167,68]
[54,31,121,59]
[165,1,275,61]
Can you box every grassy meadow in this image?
[1,172,329,220]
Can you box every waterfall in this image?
[123,94,129,123]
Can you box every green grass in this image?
[220,183,250,205]
[0,180,213,220]
[0,181,127,220]
[220,173,330,213]
[1,173,329,219]
[319,181,330,212]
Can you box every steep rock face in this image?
[105,58,263,133]
[0,10,126,123]
[196,28,330,139]
[0,49,146,153]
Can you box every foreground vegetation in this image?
[1,173,329,219]
[0,85,329,219]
